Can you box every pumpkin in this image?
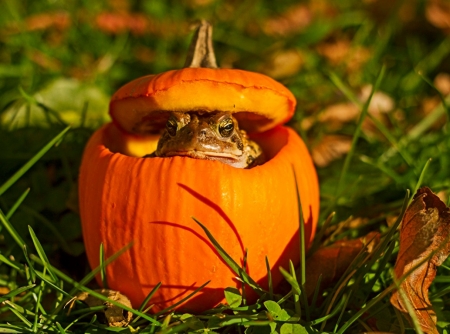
[79,21,319,313]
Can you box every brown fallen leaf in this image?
[95,12,150,36]
[390,187,450,334]
[260,49,304,79]
[262,4,312,36]
[311,135,352,168]
[25,11,71,32]
[304,231,380,298]
[434,72,450,95]
[426,0,450,32]
[68,289,133,327]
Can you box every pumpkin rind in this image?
[109,68,296,135]
[79,122,319,313]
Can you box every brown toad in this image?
[148,111,264,168]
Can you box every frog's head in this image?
[156,111,258,168]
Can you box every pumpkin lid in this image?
[109,22,296,135]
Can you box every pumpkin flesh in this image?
[79,122,319,313]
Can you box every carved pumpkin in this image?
[79,22,319,313]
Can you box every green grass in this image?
[1,0,450,333]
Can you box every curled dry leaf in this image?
[311,135,352,168]
[304,232,380,298]
[72,289,133,327]
[390,187,450,334]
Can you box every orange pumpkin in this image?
[79,22,319,313]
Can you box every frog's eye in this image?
[219,118,234,137]
[166,118,178,136]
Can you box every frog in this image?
[146,111,264,168]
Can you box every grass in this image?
[1,0,450,332]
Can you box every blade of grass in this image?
[279,266,301,296]
[0,126,70,196]
[410,158,432,204]
[310,274,323,312]
[336,286,395,334]
[0,208,26,249]
[335,65,386,198]
[265,257,273,300]
[327,70,360,106]
[29,254,161,326]
[288,260,302,318]
[395,285,424,334]
[55,322,66,334]
[337,228,444,334]
[0,284,36,303]
[0,253,22,271]
[382,96,450,162]
[417,71,450,120]
[138,282,161,312]
[33,270,72,298]
[193,217,265,295]
[308,293,346,326]
[308,212,335,256]
[155,280,210,316]
[99,243,108,289]
[292,167,306,286]
[31,242,135,328]
[366,113,414,166]
[33,273,46,332]
[5,303,33,328]
[241,248,248,305]
[333,291,352,333]
[28,226,59,283]
[19,205,74,255]
[359,155,403,184]
[5,188,30,220]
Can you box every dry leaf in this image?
[318,102,360,124]
[426,0,450,32]
[71,289,133,327]
[434,72,450,95]
[28,50,61,71]
[317,39,351,65]
[0,287,10,295]
[359,85,395,116]
[261,49,304,79]
[263,4,312,36]
[25,11,71,31]
[95,12,150,36]
[390,187,450,334]
[305,232,380,298]
[311,135,352,167]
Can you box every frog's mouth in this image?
[164,150,241,161]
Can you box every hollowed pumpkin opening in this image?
[103,121,288,163]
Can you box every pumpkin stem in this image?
[184,20,218,69]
